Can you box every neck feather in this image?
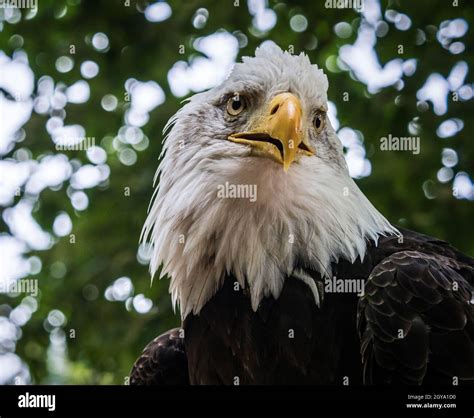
[143,154,398,318]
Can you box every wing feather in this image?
[130,328,189,385]
[358,250,474,385]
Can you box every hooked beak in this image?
[228,93,314,171]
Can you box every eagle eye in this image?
[226,94,246,116]
[313,112,326,133]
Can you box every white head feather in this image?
[142,43,398,318]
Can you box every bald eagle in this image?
[130,44,474,385]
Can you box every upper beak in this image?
[228,92,314,171]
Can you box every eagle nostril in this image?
[270,103,280,115]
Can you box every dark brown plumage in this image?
[130,328,188,385]
[130,228,474,385]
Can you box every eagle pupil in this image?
[315,116,321,129]
[232,99,242,110]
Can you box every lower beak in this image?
[228,92,314,171]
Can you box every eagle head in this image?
[142,43,398,318]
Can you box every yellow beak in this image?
[228,93,314,171]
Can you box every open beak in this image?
[228,92,314,171]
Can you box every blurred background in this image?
[0,0,472,384]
